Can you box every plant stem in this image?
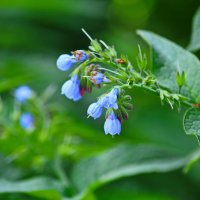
[81,28,93,41]
[132,83,193,107]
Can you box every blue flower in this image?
[57,54,77,71]
[98,88,118,109]
[20,113,34,130]
[91,72,110,84]
[104,111,121,135]
[61,75,82,101]
[74,50,89,62]
[15,86,33,103]
[87,102,103,119]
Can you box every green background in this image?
[0,0,200,199]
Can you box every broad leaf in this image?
[188,7,200,52]
[184,107,200,136]
[137,30,200,102]
[0,177,63,200]
[71,145,188,195]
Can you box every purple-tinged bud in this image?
[80,78,87,96]
[80,87,86,96]
[85,64,95,75]
[86,79,92,93]
[90,72,109,85]
[73,50,89,62]
[115,109,123,122]
[86,87,92,93]
[120,106,129,120]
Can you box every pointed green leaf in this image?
[188,7,200,52]
[71,145,188,194]
[184,107,200,136]
[137,30,200,102]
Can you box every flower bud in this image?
[120,106,129,120]
[116,58,126,64]
[115,109,122,122]
[73,50,89,62]
[86,79,92,93]
[122,95,132,101]
[90,40,102,52]
[176,71,185,90]
[122,102,133,111]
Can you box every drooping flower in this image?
[98,88,119,109]
[73,50,89,62]
[20,112,34,130]
[15,86,33,103]
[56,54,77,71]
[87,102,103,119]
[104,111,121,135]
[61,75,82,101]
[90,72,110,85]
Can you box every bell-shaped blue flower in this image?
[74,50,89,62]
[104,111,121,135]
[15,86,33,103]
[91,72,110,84]
[98,88,118,109]
[20,112,34,130]
[87,102,103,119]
[61,75,82,101]
[57,54,77,71]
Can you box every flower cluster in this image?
[87,88,121,135]
[56,30,188,136]
[14,86,34,131]
[56,31,135,136]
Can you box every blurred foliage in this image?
[1,0,200,199]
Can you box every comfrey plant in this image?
[56,29,193,137]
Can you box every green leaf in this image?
[183,107,200,136]
[0,177,63,200]
[137,30,200,102]
[188,7,200,52]
[71,145,188,196]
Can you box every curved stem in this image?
[132,83,193,107]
